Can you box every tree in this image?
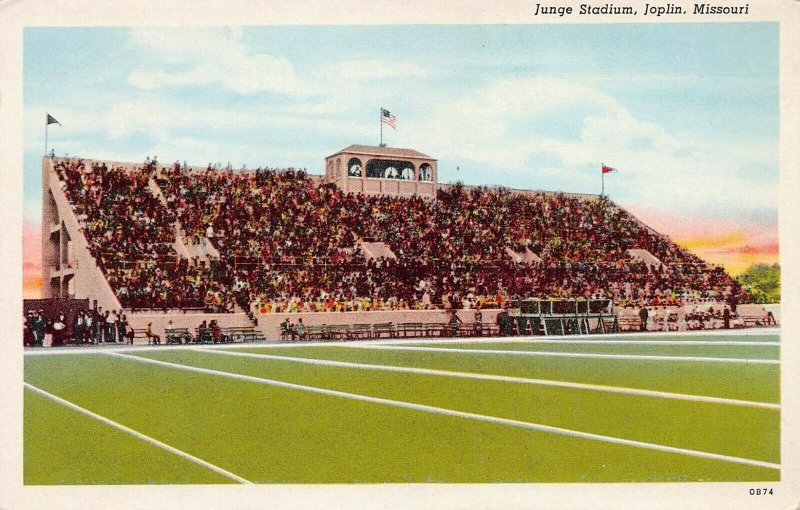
[737,263,780,304]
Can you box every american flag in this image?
[380,108,397,129]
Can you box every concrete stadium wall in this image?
[255,309,501,340]
[43,158,122,312]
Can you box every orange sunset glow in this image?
[627,206,779,277]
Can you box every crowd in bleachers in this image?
[55,159,237,312]
[53,158,747,314]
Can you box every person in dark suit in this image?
[33,310,47,347]
[638,307,649,332]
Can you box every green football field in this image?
[23,330,780,484]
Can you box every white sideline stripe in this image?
[361,327,781,346]
[22,327,780,355]
[23,382,253,484]
[107,352,780,470]
[200,348,780,410]
[347,344,780,364]
[380,338,780,347]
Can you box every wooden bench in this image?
[302,325,325,341]
[457,322,480,337]
[349,324,373,340]
[736,313,777,328]
[324,324,352,341]
[617,316,642,332]
[194,327,214,343]
[424,322,447,337]
[480,323,500,337]
[165,327,193,344]
[397,322,425,338]
[222,326,265,343]
[373,322,397,339]
[133,328,161,344]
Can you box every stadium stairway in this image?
[627,248,662,267]
[150,176,221,262]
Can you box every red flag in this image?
[602,164,617,174]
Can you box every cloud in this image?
[400,75,777,218]
[126,27,314,96]
[318,59,428,83]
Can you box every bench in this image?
[397,322,425,338]
[424,322,447,337]
[350,324,373,340]
[373,322,397,339]
[617,316,642,332]
[195,327,214,343]
[222,326,265,343]
[133,328,161,344]
[165,327,193,344]
[296,325,320,341]
[324,324,352,341]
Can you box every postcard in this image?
[2,0,799,508]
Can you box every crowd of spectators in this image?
[24,306,132,347]
[54,157,747,314]
[55,159,237,312]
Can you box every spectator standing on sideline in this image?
[449,310,462,337]
[33,310,46,346]
[723,306,731,329]
[74,310,85,344]
[638,306,648,332]
[84,310,94,344]
[24,313,35,347]
[107,310,117,342]
[117,312,126,343]
[94,307,104,344]
[52,313,67,346]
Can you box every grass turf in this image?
[23,340,780,484]
[399,341,779,360]
[233,344,780,404]
[127,349,779,464]
[24,388,234,485]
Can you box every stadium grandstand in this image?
[35,147,777,344]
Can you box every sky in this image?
[22,23,779,297]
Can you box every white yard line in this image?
[24,382,253,484]
[199,348,779,410]
[344,344,780,364]
[107,352,780,470]
[362,327,781,346]
[376,338,779,347]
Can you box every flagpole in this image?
[601,169,604,197]
[45,114,48,155]
[380,108,383,146]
